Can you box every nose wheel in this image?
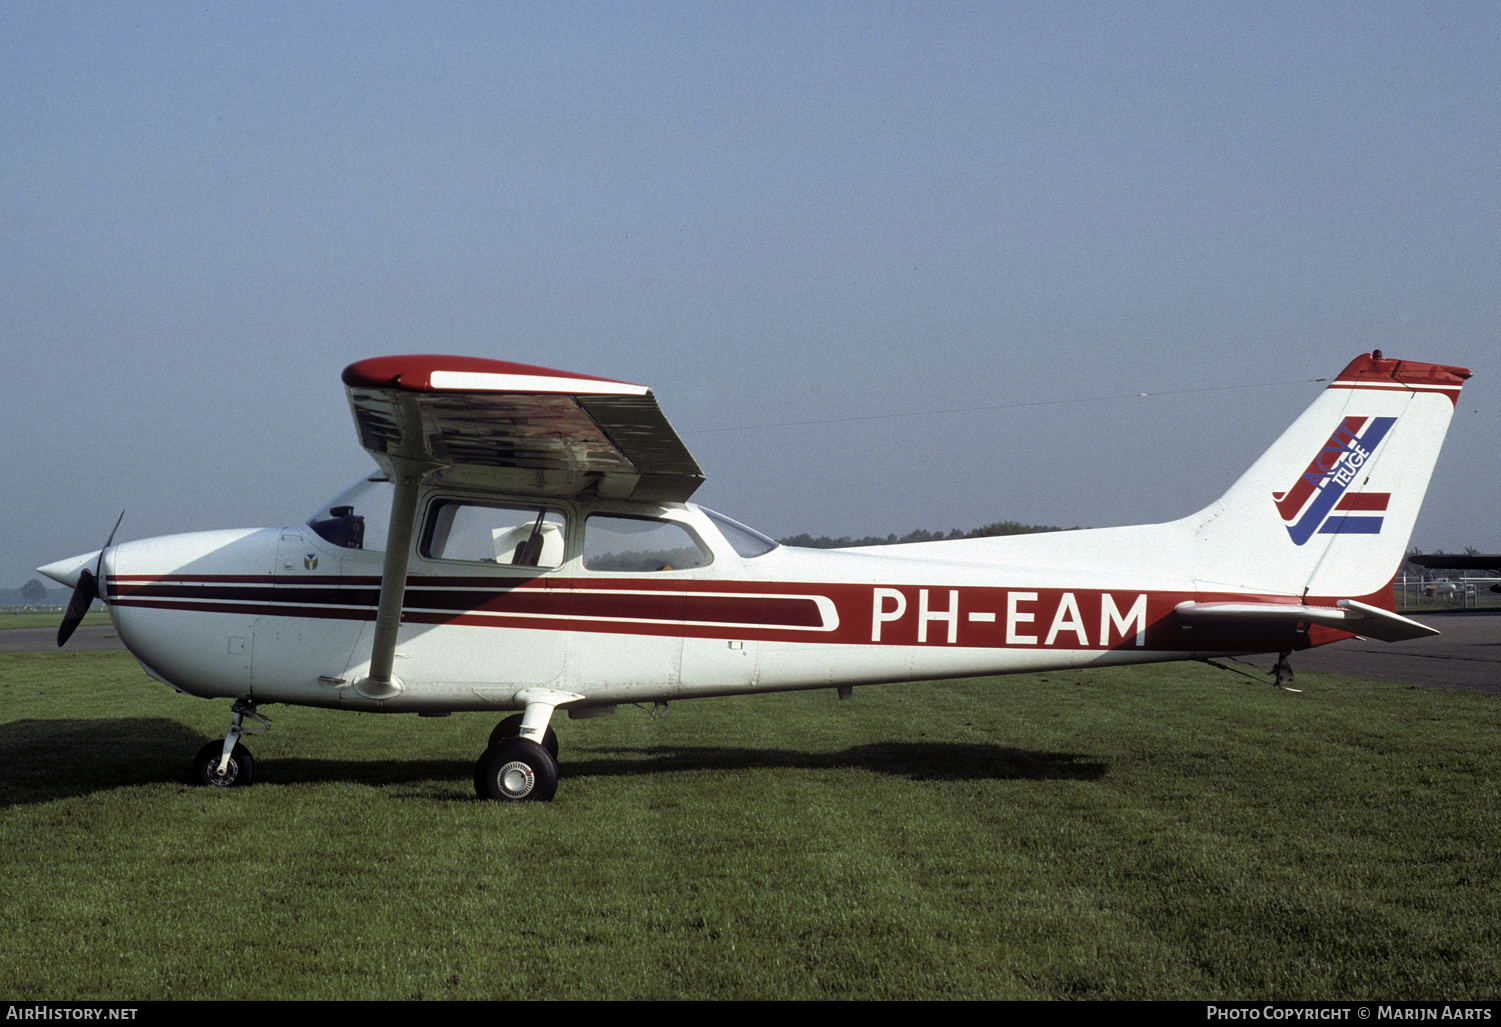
[193,740,254,787]
[190,699,268,788]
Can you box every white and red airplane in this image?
[39,350,1470,802]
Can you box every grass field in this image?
[1,650,1497,1000]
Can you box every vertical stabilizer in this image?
[1185,352,1469,601]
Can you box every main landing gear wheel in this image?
[488,714,559,760]
[192,740,255,788]
[474,737,558,803]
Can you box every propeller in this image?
[57,512,124,648]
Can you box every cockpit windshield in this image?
[307,476,395,552]
[699,507,779,558]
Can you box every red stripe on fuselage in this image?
[104,574,1379,654]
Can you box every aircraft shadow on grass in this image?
[564,742,1109,784]
[0,717,207,807]
[0,717,1105,804]
[227,741,1108,800]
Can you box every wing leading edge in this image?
[343,355,704,504]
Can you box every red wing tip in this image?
[342,355,646,393]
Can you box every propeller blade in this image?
[57,568,97,647]
[98,511,125,576]
[57,511,123,648]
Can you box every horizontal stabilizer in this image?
[1176,599,1438,643]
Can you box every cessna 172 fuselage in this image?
[39,351,1470,802]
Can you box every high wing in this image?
[340,354,703,699]
[342,354,704,504]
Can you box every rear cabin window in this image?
[701,507,779,558]
[423,501,568,569]
[583,515,710,572]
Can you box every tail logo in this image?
[1273,416,1396,546]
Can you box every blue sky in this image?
[3,1,1496,587]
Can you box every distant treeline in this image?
[0,585,68,607]
[1402,548,1496,573]
[779,520,1079,550]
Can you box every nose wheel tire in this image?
[488,714,559,760]
[474,737,558,802]
[192,740,255,788]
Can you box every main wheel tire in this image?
[488,714,559,760]
[192,740,255,788]
[474,737,558,803]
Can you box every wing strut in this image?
[355,393,442,701]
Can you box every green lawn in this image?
[0,651,1496,1000]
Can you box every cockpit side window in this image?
[422,501,568,569]
[308,477,395,552]
[583,515,710,572]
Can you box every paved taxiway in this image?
[4,612,1498,692]
[0,623,128,653]
[1244,609,1501,694]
